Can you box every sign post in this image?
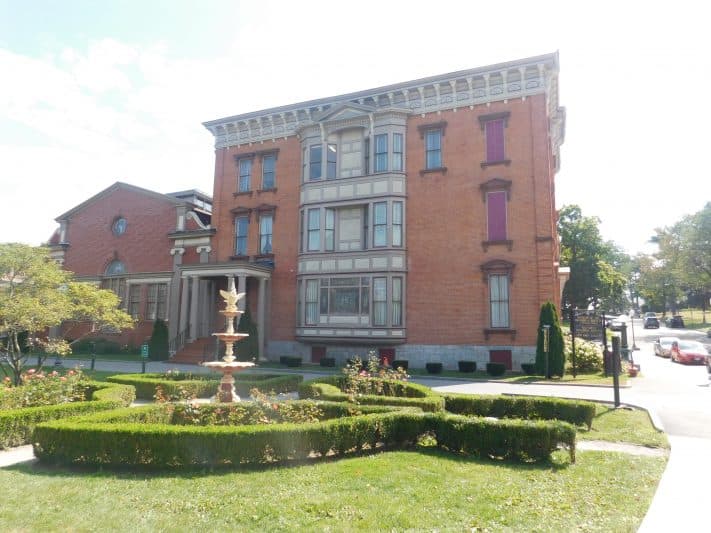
[543,325,551,379]
[141,343,149,374]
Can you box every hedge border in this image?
[442,393,596,429]
[32,403,575,468]
[0,381,136,449]
[298,377,445,412]
[106,373,303,400]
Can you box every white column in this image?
[179,277,189,336]
[257,277,266,361]
[237,275,246,312]
[189,275,200,341]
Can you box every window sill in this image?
[482,239,513,252]
[257,187,277,194]
[480,159,511,169]
[229,254,250,261]
[419,166,448,176]
[233,191,253,198]
[483,328,516,341]
[254,253,274,260]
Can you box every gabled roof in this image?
[55,182,185,221]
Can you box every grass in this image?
[0,448,664,532]
[578,404,669,448]
[665,308,710,331]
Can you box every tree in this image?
[0,244,134,385]
[535,301,565,377]
[148,319,169,361]
[558,205,630,312]
[235,306,259,361]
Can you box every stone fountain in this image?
[201,285,255,402]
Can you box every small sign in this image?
[575,313,603,342]
[141,343,149,359]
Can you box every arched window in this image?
[105,260,126,276]
[112,217,127,236]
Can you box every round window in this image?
[112,218,127,236]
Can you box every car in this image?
[644,316,660,329]
[670,340,709,364]
[653,336,680,357]
[607,314,629,331]
[665,315,685,328]
[643,312,657,319]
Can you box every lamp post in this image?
[543,325,551,379]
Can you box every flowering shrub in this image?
[171,388,323,426]
[0,369,87,409]
[341,352,409,400]
[565,335,604,373]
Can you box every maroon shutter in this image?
[487,191,507,240]
[486,119,505,162]
[490,349,512,370]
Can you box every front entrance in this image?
[489,349,512,370]
[311,346,326,363]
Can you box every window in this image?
[112,217,127,236]
[309,145,322,180]
[146,283,167,320]
[485,119,505,163]
[305,280,319,325]
[392,133,403,171]
[489,274,510,328]
[238,158,252,192]
[392,202,403,247]
[327,143,337,179]
[259,214,273,254]
[302,148,307,181]
[425,129,442,169]
[373,202,387,247]
[128,284,141,319]
[315,277,370,318]
[102,277,126,305]
[307,208,320,251]
[364,137,370,175]
[234,216,249,256]
[325,208,335,251]
[487,191,507,241]
[105,260,125,276]
[374,134,388,172]
[392,277,402,326]
[373,277,387,326]
[262,154,276,189]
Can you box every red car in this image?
[670,340,709,364]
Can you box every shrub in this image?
[148,319,170,361]
[426,362,443,374]
[0,380,135,449]
[106,373,302,400]
[535,301,566,377]
[565,336,603,373]
[486,362,506,376]
[32,405,575,468]
[457,361,476,373]
[236,306,259,361]
[442,393,596,429]
[319,357,336,367]
[1,369,86,409]
[391,359,409,371]
[340,354,409,398]
[521,363,537,375]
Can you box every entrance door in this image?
[311,346,326,363]
[489,349,512,370]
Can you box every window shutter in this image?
[485,119,505,162]
[487,191,507,241]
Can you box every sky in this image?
[1,0,709,256]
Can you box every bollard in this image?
[91,355,96,371]
[142,360,146,374]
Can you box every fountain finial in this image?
[219,287,244,313]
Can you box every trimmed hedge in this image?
[106,373,303,400]
[298,377,445,413]
[457,361,477,373]
[0,381,135,449]
[32,404,575,468]
[521,363,537,375]
[319,357,336,367]
[486,362,507,376]
[442,393,596,429]
[279,356,302,367]
[425,362,443,374]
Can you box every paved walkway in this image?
[1,359,705,532]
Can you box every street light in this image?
[629,311,639,351]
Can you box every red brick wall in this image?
[210,140,301,342]
[62,187,175,276]
[405,96,558,346]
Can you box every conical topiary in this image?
[148,319,169,361]
[534,301,565,377]
[235,306,259,361]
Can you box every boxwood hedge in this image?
[106,373,302,400]
[442,393,596,429]
[298,376,445,412]
[32,402,575,468]
[0,381,135,449]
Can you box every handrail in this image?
[168,327,189,359]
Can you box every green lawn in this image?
[0,448,664,532]
[665,308,710,331]
[578,404,668,448]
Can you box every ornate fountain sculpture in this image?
[201,285,255,402]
